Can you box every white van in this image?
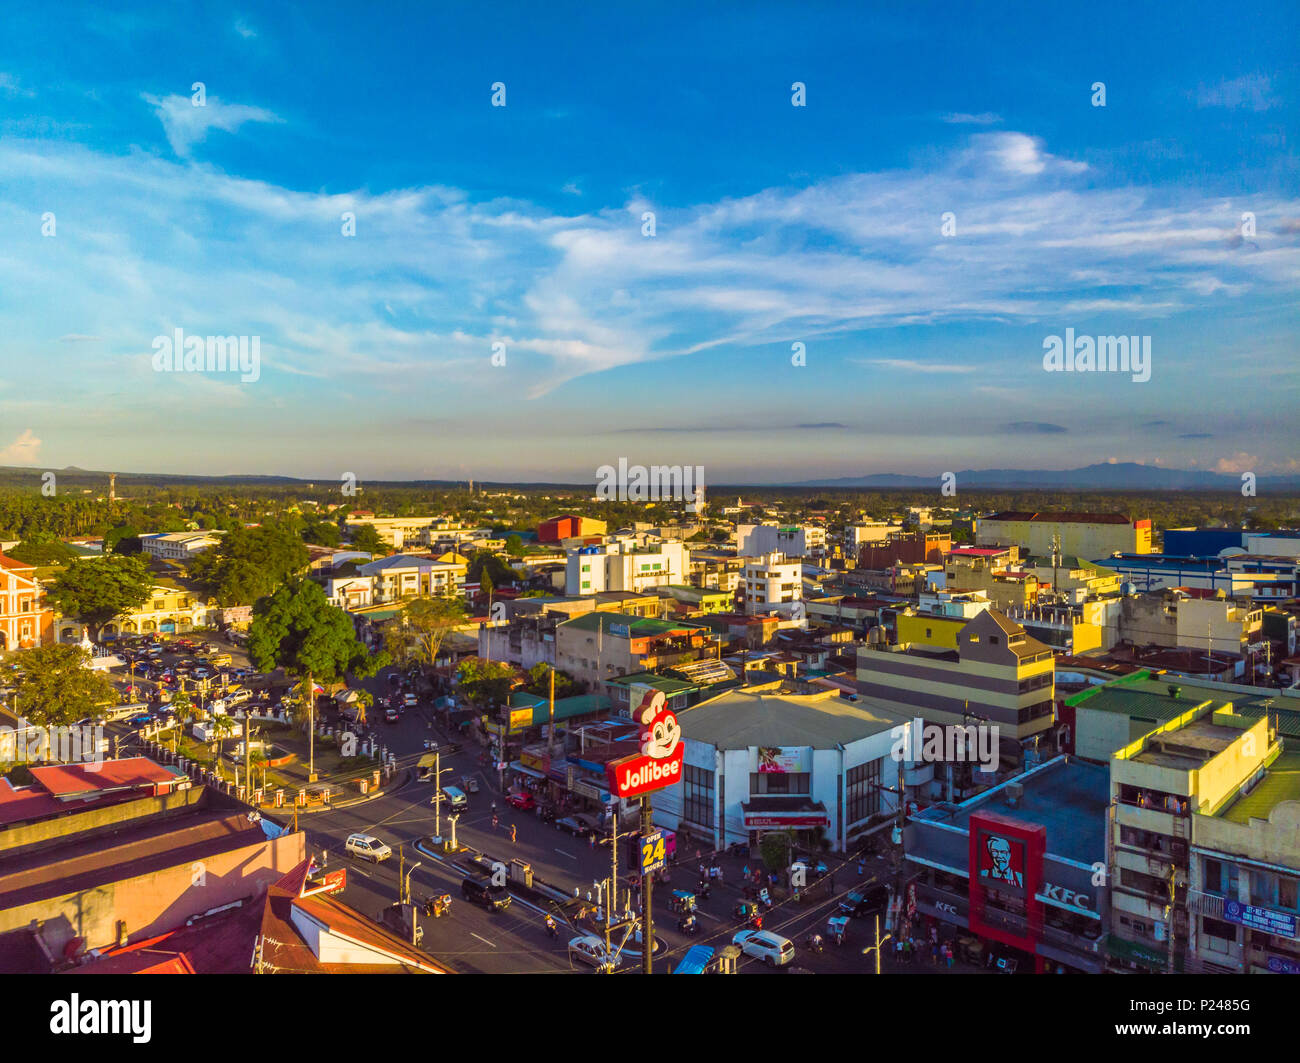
[732,930,796,967]
[345,833,392,863]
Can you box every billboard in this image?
[757,746,809,774]
[967,811,1046,959]
[606,689,684,800]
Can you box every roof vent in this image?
[1168,685,1181,699]
[1004,782,1024,807]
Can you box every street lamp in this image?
[428,751,456,846]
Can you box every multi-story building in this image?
[843,523,903,552]
[565,541,687,596]
[0,553,53,650]
[856,608,1057,755]
[139,531,225,562]
[537,514,607,542]
[741,553,802,616]
[357,554,467,603]
[735,524,827,559]
[1095,554,1296,600]
[686,550,744,594]
[1106,702,1276,973]
[56,582,214,641]
[554,612,719,690]
[976,511,1152,557]
[1118,589,1264,657]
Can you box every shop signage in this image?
[606,690,684,800]
[1267,956,1300,974]
[1224,900,1298,939]
[640,831,667,875]
[509,708,534,732]
[743,812,830,828]
[1038,883,1092,910]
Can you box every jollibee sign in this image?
[606,690,684,800]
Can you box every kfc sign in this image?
[606,690,684,800]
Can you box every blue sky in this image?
[0,1,1296,483]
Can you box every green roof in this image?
[1217,750,1300,825]
[606,672,696,695]
[562,612,702,637]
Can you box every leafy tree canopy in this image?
[46,555,153,641]
[248,577,387,685]
[11,643,118,727]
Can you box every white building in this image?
[742,552,802,616]
[844,523,903,552]
[566,541,688,596]
[357,554,466,603]
[735,524,827,559]
[140,531,225,561]
[655,684,910,852]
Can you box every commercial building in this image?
[554,612,719,690]
[657,682,910,852]
[856,608,1057,753]
[357,553,467,602]
[56,581,214,641]
[537,514,607,542]
[735,524,827,559]
[1092,554,1296,600]
[0,761,305,967]
[843,523,904,552]
[566,541,688,596]
[858,532,951,570]
[906,756,1111,973]
[977,511,1152,557]
[741,552,803,616]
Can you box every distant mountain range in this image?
[0,461,1295,492]
[785,463,1300,491]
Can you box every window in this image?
[750,772,810,795]
[989,636,999,646]
[846,759,881,824]
[1202,916,1237,945]
[1281,877,1298,911]
[683,764,714,829]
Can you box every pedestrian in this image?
[510,824,517,845]
[492,813,499,830]
[743,864,750,880]
[946,944,954,970]
[932,942,939,966]
[857,859,865,876]
[716,867,724,886]
[589,833,596,849]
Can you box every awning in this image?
[741,798,830,829]
[510,762,546,780]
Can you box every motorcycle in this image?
[678,913,700,936]
[545,918,559,939]
[423,894,452,918]
[804,933,824,954]
[696,880,712,900]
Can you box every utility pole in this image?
[641,796,655,975]
[1165,861,1178,975]
[432,749,443,842]
[861,914,892,974]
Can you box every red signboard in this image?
[605,689,684,800]
[968,811,1046,966]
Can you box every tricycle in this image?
[462,775,480,794]
[827,915,849,945]
[734,900,758,922]
[423,893,452,918]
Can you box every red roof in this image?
[948,547,1010,557]
[0,552,35,572]
[29,757,177,798]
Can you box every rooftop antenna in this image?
[1051,532,1061,598]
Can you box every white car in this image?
[568,935,619,971]
[345,833,393,863]
[733,930,796,967]
[403,693,418,708]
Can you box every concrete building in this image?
[843,523,904,552]
[0,553,53,649]
[566,541,687,596]
[1106,701,1276,972]
[856,608,1057,754]
[907,756,1111,973]
[537,514,607,542]
[357,554,467,603]
[657,682,910,852]
[56,582,215,641]
[735,524,827,559]
[1093,554,1296,600]
[741,552,803,616]
[977,511,1152,557]
[139,530,225,561]
[554,612,719,690]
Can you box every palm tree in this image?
[170,689,198,754]
[209,712,236,780]
[248,748,270,793]
[355,688,372,729]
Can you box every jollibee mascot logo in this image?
[635,689,680,760]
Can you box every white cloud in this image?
[852,358,978,374]
[0,73,34,98]
[972,132,1088,177]
[942,112,1000,125]
[0,429,41,464]
[234,17,258,38]
[141,93,282,157]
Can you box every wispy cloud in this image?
[853,358,977,374]
[234,17,258,39]
[1003,422,1067,434]
[141,92,282,157]
[942,112,1000,126]
[0,73,35,98]
[1196,74,1278,112]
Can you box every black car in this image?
[461,875,511,912]
[839,884,890,919]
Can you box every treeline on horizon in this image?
[0,473,1295,547]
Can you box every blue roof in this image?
[675,945,715,974]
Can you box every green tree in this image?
[104,524,142,554]
[47,555,153,642]
[188,524,309,606]
[456,657,518,708]
[10,644,118,727]
[348,524,387,556]
[467,550,515,587]
[385,595,467,674]
[759,830,795,873]
[9,534,76,566]
[168,687,197,752]
[248,578,388,776]
[208,711,237,779]
[504,534,525,557]
[524,663,580,700]
[302,520,342,547]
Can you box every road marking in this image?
[554,848,577,860]
[471,932,496,948]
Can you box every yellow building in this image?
[977,512,1152,557]
[56,582,217,641]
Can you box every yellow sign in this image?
[509,708,534,733]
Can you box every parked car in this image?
[732,930,796,967]
[461,874,511,912]
[384,708,400,724]
[506,790,536,811]
[568,935,619,971]
[556,813,600,838]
